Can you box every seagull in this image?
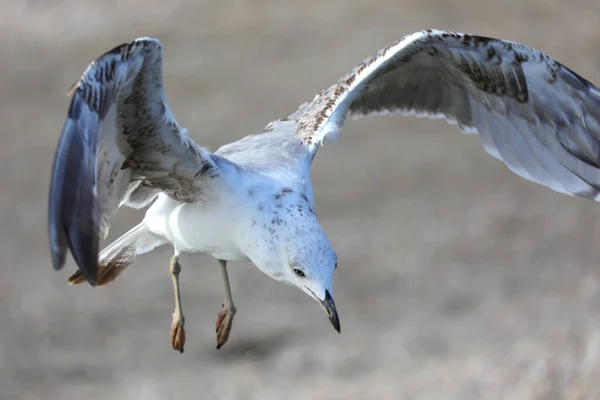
[48,29,600,353]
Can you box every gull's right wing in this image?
[48,38,219,285]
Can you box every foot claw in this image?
[215,307,235,349]
[170,320,186,353]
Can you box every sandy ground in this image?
[2,1,600,399]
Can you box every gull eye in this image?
[293,268,306,278]
[335,262,338,270]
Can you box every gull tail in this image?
[67,222,166,286]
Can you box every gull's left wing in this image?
[272,29,600,200]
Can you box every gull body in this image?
[143,145,329,286]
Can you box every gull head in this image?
[244,186,340,333]
[285,228,340,334]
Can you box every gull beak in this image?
[320,290,341,333]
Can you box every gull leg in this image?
[169,254,186,353]
[215,259,236,349]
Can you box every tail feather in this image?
[67,222,165,286]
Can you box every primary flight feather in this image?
[48,29,600,352]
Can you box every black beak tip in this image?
[330,314,341,334]
[324,290,341,334]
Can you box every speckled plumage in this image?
[49,30,600,348]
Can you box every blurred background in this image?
[2,1,600,399]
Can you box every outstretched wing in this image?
[48,37,218,285]
[279,29,600,200]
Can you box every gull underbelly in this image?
[143,194,249,261]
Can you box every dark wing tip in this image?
[48,94,103,286]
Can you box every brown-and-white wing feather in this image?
[48,37,218,285]
[286,29,600,200]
